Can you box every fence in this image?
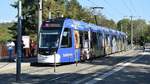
[0,44,9,59]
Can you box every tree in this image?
[117,18,149,44]
[101,18,117,29]
[0,23,14,43]
[132,19,147,44]
[10,0,38,38]
[117,19,130,32]
[144,24,150,42]
[10,0,129,41]
[117,19,131,43]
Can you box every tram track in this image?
[0,50,139,83]
[74,51,141,84]
[23,50,135,75]
[21,50,135,74]
[37,50,139,83]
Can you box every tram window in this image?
[91,32,98,48]
[123,37,125,43]
[98,33,103,48]
[106,35,109,44]
[85,32,88,40]
[61,28,72,48]
[79,31,89,49]
[93,33,96,43]
[79,31,83,48]
[83,32,89,48]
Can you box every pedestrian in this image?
[30,40,36,57]
[6,40,15,62]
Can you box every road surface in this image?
[0,49,149,84]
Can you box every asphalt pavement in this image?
[0,49,149,84]
[94,52,150,84]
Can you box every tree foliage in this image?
[117,18,150,44]
[0,23,14,43]
[7,0,150,44]
[101,18,117,29]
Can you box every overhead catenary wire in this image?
[129,0,137,15]
[81,0,96,7]
[129,0,142,17]
[101,0,143,21]
[87,0,99,7]
[86,0,116,20]
[101,0,128,21]
[122,0,144,23]
[97,0,128,21]
[103,0,124,16]
[122,0,134,16]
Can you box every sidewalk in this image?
[0,57,37,72]
[0,56,37,62]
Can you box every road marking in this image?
[73,52,139,84]
[85,55,143,84]
[139,52,150,55]
[41,50,138,83]
[45,64,96,82]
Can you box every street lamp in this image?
[91,7,104,25]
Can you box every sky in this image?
[0,0,17,23]
[78,0,150,23]
[0,0,150,23]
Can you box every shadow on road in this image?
[98,54,150,84]
[0,49,150,84]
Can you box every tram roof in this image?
[48,18,126,36]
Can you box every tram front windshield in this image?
[39,28,61,48]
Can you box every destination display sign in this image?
[42,22,61,30]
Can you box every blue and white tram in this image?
[37,18,127,63]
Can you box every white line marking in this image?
[48,51,139,83]
[74,55,138,84]
[139,52,150,55]
[85,55,143,84]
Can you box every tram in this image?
[37,18,127,63]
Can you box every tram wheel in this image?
[80,55,85,62]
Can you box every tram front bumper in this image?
[37,54,61,63]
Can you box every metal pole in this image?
[75,50,78,67]
[37,0,42,56]
[47,6,51,19]
[64,0,67,14]
[48,11,51,19]
[54,52,56,72]
[38,0,42,31]
[94,15,98,25]
[16,0,22,81]
[130,16,133,49]
[64,0,71,14]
